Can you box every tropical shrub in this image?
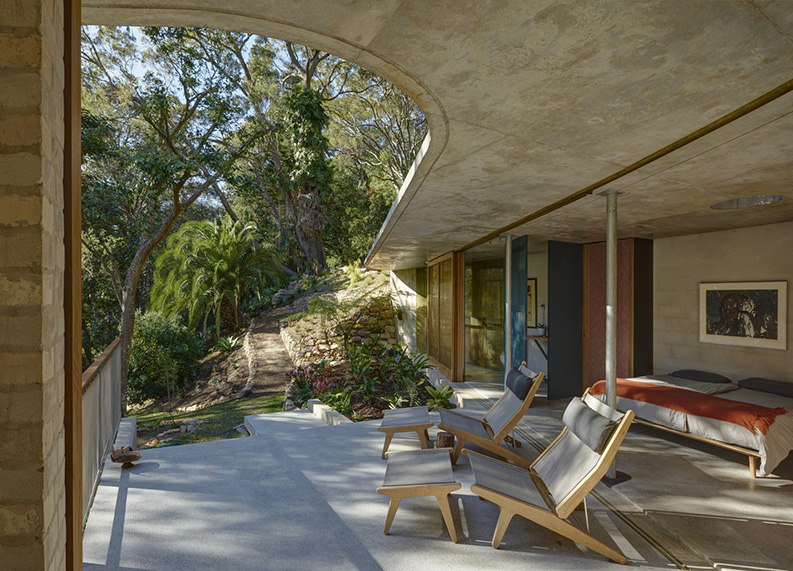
[127,311,203,405]
[284,341,444,421]
[150,218,285,338]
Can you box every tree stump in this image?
[436,431,454,450]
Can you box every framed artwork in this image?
[699,281,787,350]
[527,278,538,328]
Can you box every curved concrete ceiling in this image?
[83,1,793,270]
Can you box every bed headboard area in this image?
[654,221,793,386]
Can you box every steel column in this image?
[504,233,512,389]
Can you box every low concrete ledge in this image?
[114,417,137,450]
[306,399,353,426]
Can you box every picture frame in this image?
[699,281,787,350]
[527,278,538,328]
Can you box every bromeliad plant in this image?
[426,383,457,411]
[213,335,242,353]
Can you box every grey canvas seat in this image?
[438,366,544,467]
[467,392,635,564]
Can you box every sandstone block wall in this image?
[280,291,397,368]
[654,221,793,383]
[0,0,66,568]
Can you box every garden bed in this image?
[285,344,454,422]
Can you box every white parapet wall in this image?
[114,417,137,451]
[306,399,353,426]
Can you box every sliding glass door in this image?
[463,246,505,384]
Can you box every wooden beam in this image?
[63,0,82,568]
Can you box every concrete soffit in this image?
[82,1,793,272]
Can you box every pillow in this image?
[738,377,793,398]
[518,364,537,380]
[505,367,532,400]
[562,397,619,453]
[658,375,740,395]
[583,393,623,422]
[670,369,732,384]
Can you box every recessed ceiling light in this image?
[710,194,783,210]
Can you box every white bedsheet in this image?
[596,376,793,476]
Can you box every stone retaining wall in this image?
[280,290,397,368]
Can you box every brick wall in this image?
[0,0,66,568]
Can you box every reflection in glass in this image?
[464,246,505,385]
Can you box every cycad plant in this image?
[150,218,285,338]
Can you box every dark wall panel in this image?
[633,238,654,376]
[548,241,584,400]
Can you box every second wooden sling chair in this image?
[465,392,635,564]
[438,365,544,467]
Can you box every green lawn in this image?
[134,392,284,447]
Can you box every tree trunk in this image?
[290,191,327,274]
[294,220,327,275]
[117,286,138,416]
[219,296,237,335]
[115,199,189,413]
[211,182,240,222]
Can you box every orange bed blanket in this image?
[591,379,787,436]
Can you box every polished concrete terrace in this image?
[83,383,793,571]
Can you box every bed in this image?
[591,371,793,477]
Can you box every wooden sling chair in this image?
[438,366,544,467]
[466,392,635,564]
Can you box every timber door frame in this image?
[64,0,83,568]
[426,252,464,382]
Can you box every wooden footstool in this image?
[376,448,461,543]
[377,406,434,459]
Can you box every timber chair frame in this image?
[466,393,635,564]
[438,368,544,467]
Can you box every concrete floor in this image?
[83,384,793,571]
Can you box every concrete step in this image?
[245,409,331,437]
